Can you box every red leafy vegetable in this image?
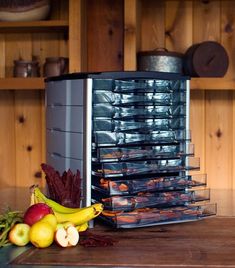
[41,163,82,208]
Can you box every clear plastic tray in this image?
[92,78,184,93]
[92,174,207,195]
[92,144,194,162]
[93,104,186,119]
[92,188,210,211]
[93,79,114,90]
[93,117,186,132]
[114,79,183,93]
[92,157,200,177]
[93,90,186,106]
[99,203,217,228]
[93,130,191,147]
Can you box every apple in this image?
[54,225,79,247]
[9,223,30,246]
[56,221,74,231]
[23,203,53,226]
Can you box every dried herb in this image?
[0,208,23,248]
[41,163,82,208]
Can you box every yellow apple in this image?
[9,223,30,246]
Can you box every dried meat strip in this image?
[41,163,82,208]
[79,231,117,247]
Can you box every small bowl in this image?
[0,0,51,22]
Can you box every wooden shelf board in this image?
[191,77,235,90]
[0,78,45,90]
[0,20,69,32]
[0,77,235,91]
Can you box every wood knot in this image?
[108,28,113,36]
[117,51,123,59]
[224,23,233,33]
[202,0,210,4]
[215,128,222,138]
[18,115,25,123]
[165,30,171,37]
[27,145,32,151]
[34,171,42,178]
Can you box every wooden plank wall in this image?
[87,0,124,72]
[0,0,234,190]
[0,0,68,188]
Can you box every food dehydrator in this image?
[45,71,216,228]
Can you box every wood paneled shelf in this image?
[190,77,235,90]
[0,20,69,33]
[0,77,234,90]
[0,78,45,90]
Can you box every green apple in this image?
[9,223,30,246]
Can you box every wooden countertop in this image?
[1,188,235,268]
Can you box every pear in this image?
[39,214,57,231]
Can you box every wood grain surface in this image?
[11,217,235,267]
[140,0,165,51]
[190,1,233,190]
[124,0,139,71]
[0,0,68,188]
[87,0,123,72]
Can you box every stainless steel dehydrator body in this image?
[45,71,216,228]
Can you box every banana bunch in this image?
[30,185,103,230]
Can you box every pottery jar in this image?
[13,60,40,77]
[43,57,68,77]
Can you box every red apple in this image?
[9,223,30,246]
[23,203,53,226]
[54,225,79,247]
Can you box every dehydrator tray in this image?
[93,78,184,92]
[92,188,210,211]
[114,79,183,93]
[92,117,186,132]
[93,91,186,106]
[93,104,186,119]
[92,157,200,177]
[92,144,194,162]
[98,203,217,228]
[92,174,207,195]
[92,130,191,147]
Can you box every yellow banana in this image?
[30,188,41,206]
[56,221,88,232]
[30,185,84,214]
[30,191,35,206]
[76,222,88,232]
[53,203,103,226]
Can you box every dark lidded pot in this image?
[137,49,183,74]
[183,41,229,77]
